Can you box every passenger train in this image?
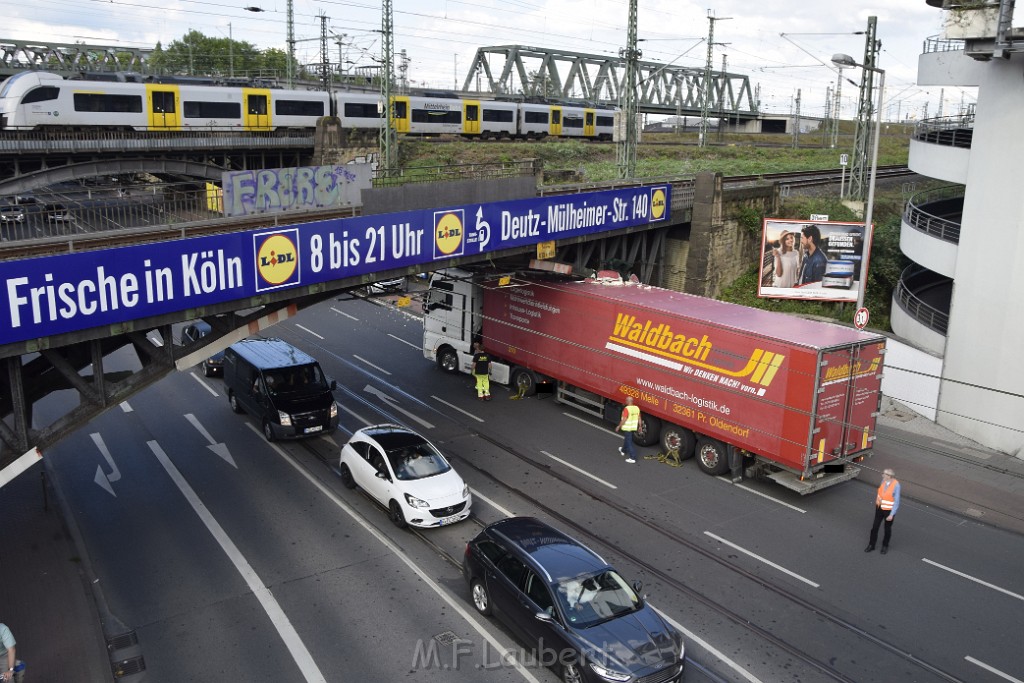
[0,71,617,140]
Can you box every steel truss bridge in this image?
[463,45,758,117]
[0,37,758,118]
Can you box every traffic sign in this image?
[854,307,870,330]
[840,153,849,166]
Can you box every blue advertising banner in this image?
[1,185,670,346]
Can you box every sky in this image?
[7,0,973,121]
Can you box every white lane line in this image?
[252,424,545,683]
[353,354,392,375]
[715,477,807,513]
[540,450,617,489]
[469,488,516,518]
[704,531,820,588]
[923,558,1024,601]
[148,440,327,683]
[388,333,420,350]
[562,412,618,436]
[330,306,358,321]
[340,404,373,428]
[431,395,485,423]
[295,324,324,340]
[190,372,220,397]
[120,402,133,413]
[650,605,764,683]
[965,656,1024,683]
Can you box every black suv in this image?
[463,517,684,683]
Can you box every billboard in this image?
[757,218,870,302]
[0,185,670,346]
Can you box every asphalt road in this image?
[34,292,1024,683]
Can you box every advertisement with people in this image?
[757,218,870,302]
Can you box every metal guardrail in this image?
[913,115,975,148]
[923,35,967,54]
[0,129,315,154]
[903,185,963,243]
[894,265,950,335]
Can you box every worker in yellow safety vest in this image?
[615,396,641,464]
[865,468,901,555]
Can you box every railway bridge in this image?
[2,164,749,477]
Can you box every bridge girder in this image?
[463,45,758,117]
[0,158,230,197]
[0,38,151,79]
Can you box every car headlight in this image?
[404,493,430,509]
[588,662,631,682]
[278,411,292,427]
[462,484,470,499]
[330,401,338,418]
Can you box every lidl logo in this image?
[254,229,300,292]
[434,209,465,258]
[651,187,667,221]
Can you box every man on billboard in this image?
[797,224,828,285]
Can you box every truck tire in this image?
[511,368,537,397]
[228,391,244,414]
[661,425,697,460]
[633,413,661,447]
[696,437,730,476]
[436,346,459,373]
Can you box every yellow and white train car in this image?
[0,72,329,131]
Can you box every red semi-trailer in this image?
[423,269,886,493]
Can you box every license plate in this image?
[304,425,323,434]
[439,515,460,526]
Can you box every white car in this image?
[339,424,471,528]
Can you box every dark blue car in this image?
[181,320,225,377]
[463,517,684,683]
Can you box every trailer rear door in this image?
[811,342,885,468]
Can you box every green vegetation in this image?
[149,30,302,79]
[401,127,920,332]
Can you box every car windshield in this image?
[556,570,642,628]
[262,364,327,395]
[385,439,451,481]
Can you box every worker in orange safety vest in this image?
[865,468,901,555]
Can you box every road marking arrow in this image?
[185,413,237,468]
[363,385,435,429]
[90,432,121,497]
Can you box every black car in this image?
[180,320,225,377]
[463,517,685,683]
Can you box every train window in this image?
[21,86,59,104]
[247,95,268,116]
[552,110,561,125]
[276,99,325,117]
[411,108,461,124]
[586,112,594,125]
[343,102,381,119]
[151,91,176,114]
[482,109,513,123]
[563,117,584,129]
[184,101,241,119]
[393,100,408,118]
[597,116,614,127]
[465,104,479,122]
[524,111,549,124]
[73,93,143,114]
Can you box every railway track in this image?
[290,335,969,683]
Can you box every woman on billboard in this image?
[772,230,800,288]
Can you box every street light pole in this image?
[832,53,884,320]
